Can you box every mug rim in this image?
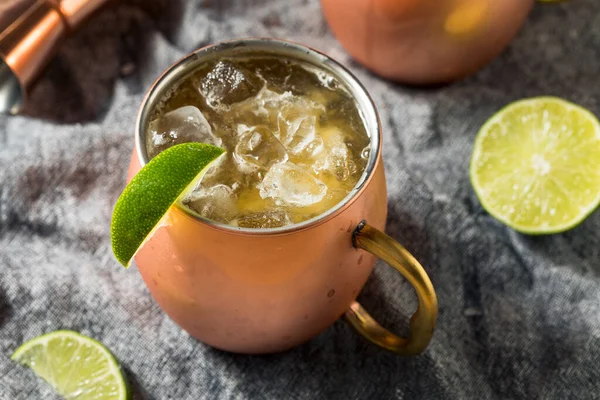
[135,38,382,236]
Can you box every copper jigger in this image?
[0,0,109,114]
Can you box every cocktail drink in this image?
[128,40,437,355]
[321,0,535,84]
[145,56,371,228]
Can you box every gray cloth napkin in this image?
[1,1,599,399]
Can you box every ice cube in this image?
[257,163,327,207]
[232,211,292,229]
[327,140,357,181]
[312,127,358,181]
[146,106,219,159]
[230,86,325,126]
[199,61,263,109]
[277,114,319,156]
[230,88,293,121]
[233,125,288,172]
[186,184,238,224]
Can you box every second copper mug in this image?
[127,39,438,355]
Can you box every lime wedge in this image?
[11,330,128,400]
[470,97,600,234]
[111,143,224,267]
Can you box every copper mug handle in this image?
[346,221,438,355]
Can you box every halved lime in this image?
[111,143,224,267]
[470,97,600,234]
[11,330,128,400]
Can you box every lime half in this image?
[111,143,224,267]
[11,330,128,400]
[470,97,600,234]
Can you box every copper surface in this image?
[128,39,438,354]
[129,152,388,353]
[320,0,535,84]
[0,0,109,112]
[0,1,66,88]
[57,0,109,28]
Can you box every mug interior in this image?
[135,38,381,235]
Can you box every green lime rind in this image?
[111,143,224,267]
[470,96,600,235]
[11,330,129,400]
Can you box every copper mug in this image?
[127,39,438,355]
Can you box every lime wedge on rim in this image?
[11,330,128,400]
[470,97,600,234]
[111,142,224,267]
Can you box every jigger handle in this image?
[346,221,438,356]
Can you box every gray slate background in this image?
[1,0,600,399]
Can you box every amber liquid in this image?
[146,55,370,228]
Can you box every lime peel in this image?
[111,143,224,267]
[470,96,600,234]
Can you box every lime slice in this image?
[111,143,224,267]
[470,97,600,234]
[11,330,128,400]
